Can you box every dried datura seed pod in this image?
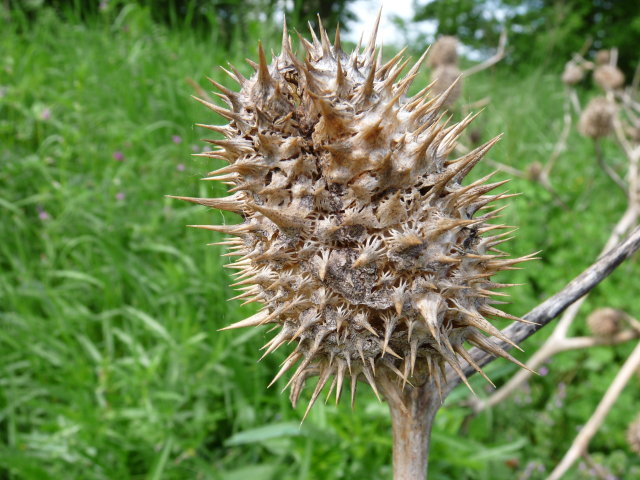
[526,162,543,181]
[593,64,625,91]
[586,307,626,337]
[174,17,534,415]
[595,49,611,66]
[578,97,615,139]
[430,64,462,107]
[426,35,459,68]
[561,61,584,86]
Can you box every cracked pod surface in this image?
[173,18,534,416]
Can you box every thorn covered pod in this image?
[579,97,615,139]
[174,18,534,414]
[586,307,625,337]
[593,64,625,91]
[426,36,459,68]
[561,61,584,86]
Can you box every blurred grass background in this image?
[1,1,639,479]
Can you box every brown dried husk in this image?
[526,162,543,181]
[586,307,625,337]
[593,64,625,90]
[426,35,459,68]
[175,19,534,415]
[430,64,462,107]
[579,97,615,139]
[595,49,611,66]
[561,61,583,86]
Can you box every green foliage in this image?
[1,8,639,480]
[413,0,640,73]
[6,0,357,49]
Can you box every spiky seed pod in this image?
[586,307,626,337]
[178,19,534,414]
[426,35,459,68]
[561,61,584,86]
[593,64,625,91]
[628,415,640,454]
[595,49,611,66]
[430,64,462,107]
[578,97,615,139]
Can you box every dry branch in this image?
[446,224,640,392]
[546,341,640,480]
[462,30,507,78]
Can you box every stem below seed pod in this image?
[379,375,440,480]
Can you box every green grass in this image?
[1,6,639,480]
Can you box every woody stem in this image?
[381,376,442,480]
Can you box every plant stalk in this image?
[381,377,442,480]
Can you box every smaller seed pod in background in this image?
[578,97,616,139]
[595,49,611,66]
[426,36,458,68]
[586,307,626,337]
[593,64,625,91]
[526,162,543,182]
[561,61,584,86]
[430,64,462,107]
[627,415,640,454]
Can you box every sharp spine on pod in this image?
[172,14,534,416]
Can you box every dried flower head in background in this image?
[526,162,543,182]
[579,97,615,139]
[561,61,584,86]
[586,307,625,337]
[430,64,462,107]
[426,35,459,68]
[595,49,611,66]
[593,64,625,91]
[174,18,534,415]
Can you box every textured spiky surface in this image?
[579,97,615,139]
[593,65,625,91]
[586,307,624,337]
[176,18,533,414]
[628,415,640,454]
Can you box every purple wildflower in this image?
[112,151,124,161]
[172,135,182,144]
[176,163,186,171]
[539,366,549,376]
[41,108,51,120]
[37,207,50,221]
[116,192,126,201]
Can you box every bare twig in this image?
[544,93,573,177]
[467,206,639,409]
[446,224,640,392]
[593,139,627,192]
[546,341,640,480]
[462,30,507,78]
